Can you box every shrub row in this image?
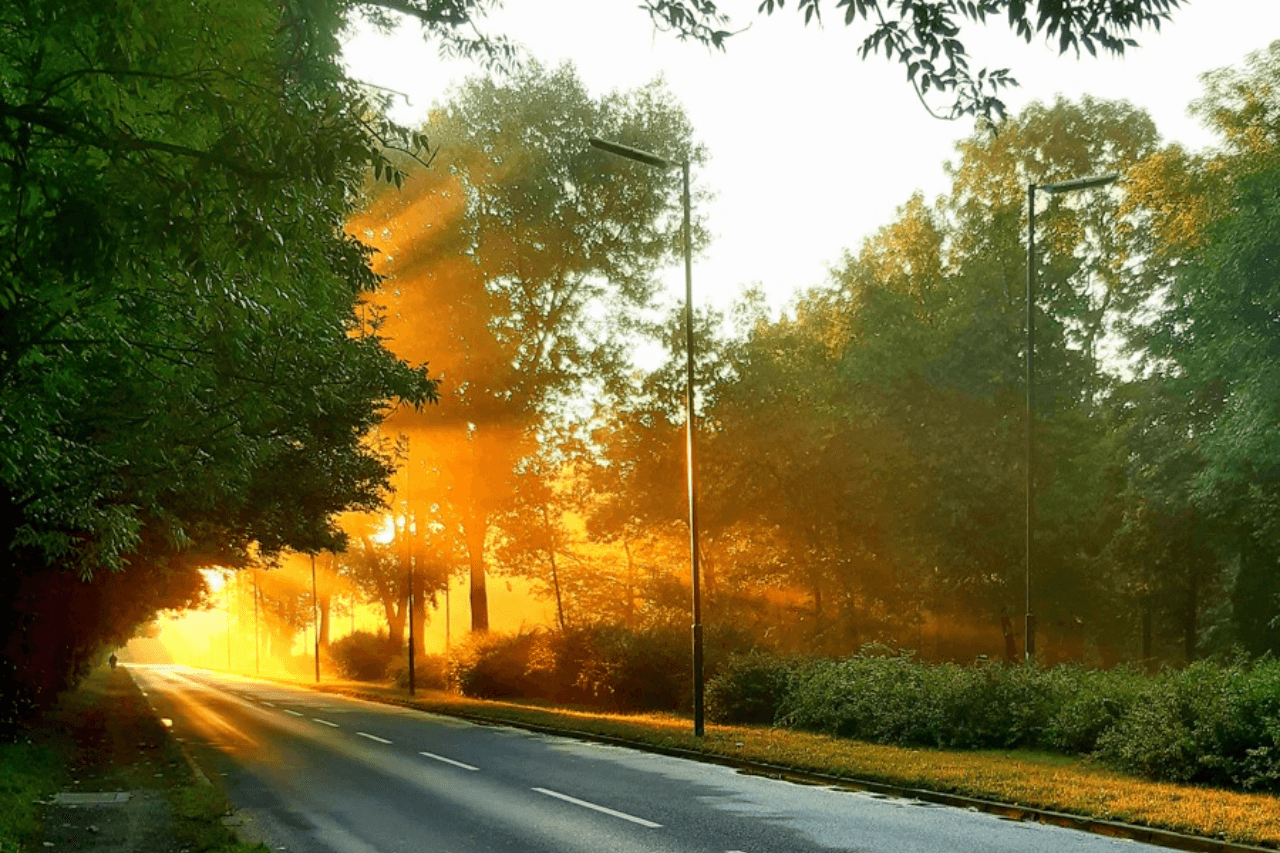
[449,624,752,713]
[329,623,757,714]
[706,647,1280,792]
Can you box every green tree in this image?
[0,0,439,717]
[1119,42,1280,658]
[355,62,705,633]
[642,0,1182,120]
[1145,165,1280,656]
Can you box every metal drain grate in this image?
[51,792,132,805]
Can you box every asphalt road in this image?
[129,664,1173,853]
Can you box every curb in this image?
[126,666,212,787]
[311,683,1276,853]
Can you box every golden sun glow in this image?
[371,515,396,545]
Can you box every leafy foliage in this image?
[0,0,438,722]
[446,624,757,712]
[330,629,400,681]
[705,651,800,725]
[638,0,1182,119]
[717,647,1280,792]
[354,62,704,633]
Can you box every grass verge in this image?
[257,673,1280,849]
[171,785,264,853]
[0,740,60,853]
[9,666,265,853]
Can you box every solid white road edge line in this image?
[531,788,662,828]
[419,751,479,771]
[314,718,340,728]
[357,732,392,744]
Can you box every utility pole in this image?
[1024,172,1118,661]
[226,572,232,671]
[312,554,320,683]
[406,437,415,696]
[253,569,260,675]
[589,136,704,736]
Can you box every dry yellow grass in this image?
[277,675,1280,848]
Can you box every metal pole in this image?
[408,530,416,696]
[1025,182,1037,662]
[253,569,260,675]
[682,160,704,737]
[406,442,416,696]
[226,573,233,671]
[312,554,320,683]
[588,135,703,736]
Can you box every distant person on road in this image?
[108,652,118,670]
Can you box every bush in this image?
[778,650,932,744]
[778,648,1059,750]
[706,651,797,725]
[1093,657,1280,791]
[923,659,1055,749]
[1042,665,1141,754]
[443,623,758,713]
[391,654,448,691]
[556,624,690,712]
[329,630,398,681]
[451,631,542,700]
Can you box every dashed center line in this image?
[313,718,340,728]
[532,788,662,828]
[419,751,479,771]
[262,701,275,707]
[357,732,392,744]
[284,709,304,717]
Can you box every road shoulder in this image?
[30,666,263,853]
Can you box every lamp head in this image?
[588,136,678,170]
[1040,173,1120,194]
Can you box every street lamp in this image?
[588,135,705,737]
[1024,172,1118,660]
[253,569,260,675]
[311,554,320,683]
[405,510,416,697]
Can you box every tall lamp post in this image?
[253,569,260,675]
[1025,173,1117,660]
[406,511,416,697]
[588,135,704,737]
[311,554,320,683]
[403,438,416,696]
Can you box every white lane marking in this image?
[531,788,662,828]
[313,718,340,728]
[357,732,392,744]
[419,751,479,771]
[284,709,304,717]
[262,701,275,707]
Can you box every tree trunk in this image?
[541,504,564,630]
[318,591,332,650]
[464,518,489,633]
[1184,566,1198,664]
[622,538,637,630]
[1141,598,1154,673]
[412,569,428,656]
[382,596,405,647]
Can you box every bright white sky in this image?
[342,1,1280,314]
